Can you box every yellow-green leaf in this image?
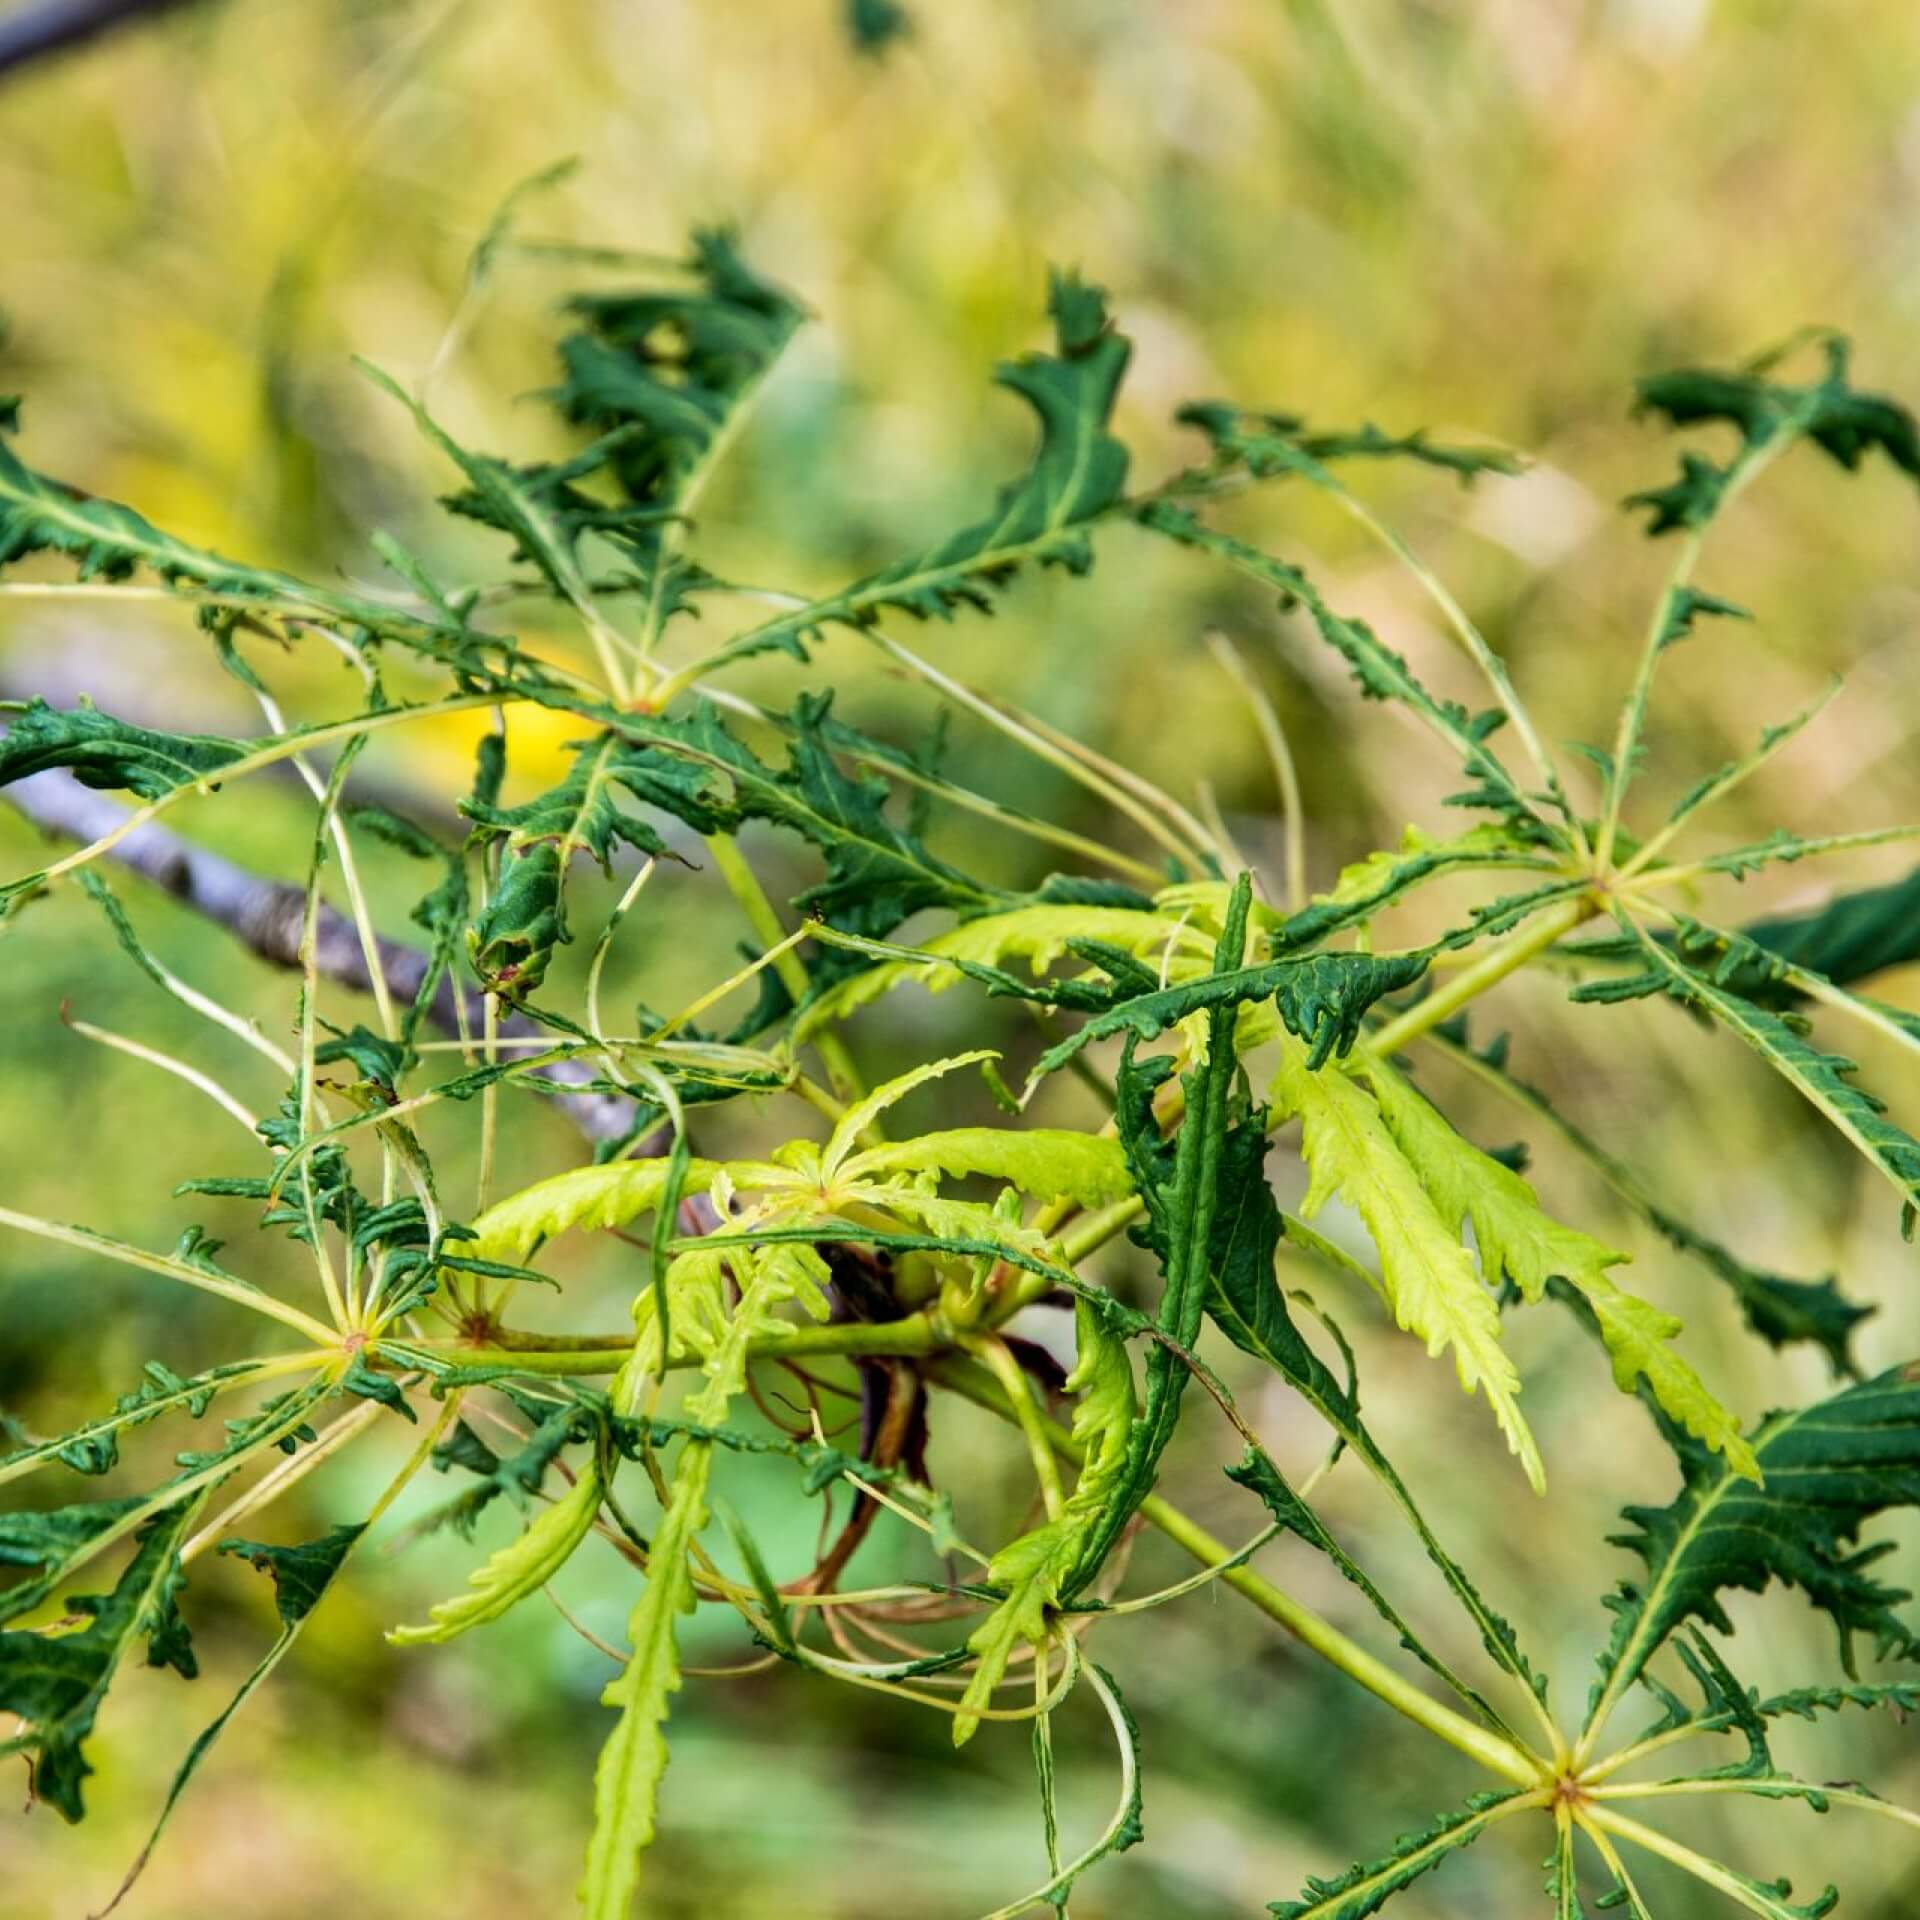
[577,1443,708,1919]
[1271,1035,1544,1492]
[1364,1058,1626,1303]
[1579,1272,1761,1480]
[467,1158,722,1263]
[823,1049,998,1171]
[388,1461,602,1646]
[1365,1058,1756,1479]
[846,1128,1133,1207]
[954,1304,1137,1745]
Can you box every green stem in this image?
[1367,895,1594,1058]
[968,1335,1067,1520]
[1582,1806,1801,1918]
[401,1310,949,1376]
[928,1354,1545,1788]
[704,832,870,1114]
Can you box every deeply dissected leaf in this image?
[1227,1447,1514,1728]
[1734,864,1920,998]
[582,1237,831,1914]
[1271,1033,1544,1490]
[1631,334,1920,536]
[0,408,513,684]
[0,1497,144,1628]
[0,1359,251,1486]
[389,1461,602,1644]
[93,1523,369,1914]
[1029,944,1429,1089]
[1196,1092,1546,1719]
[0,698,249,802]
[849,1129,1133,1208]
[0,1497,204,1821]
[1270,1790,1526,1920]
[702,271,1133,670]
[1176,400,1523,490]
[461,733,677,991]
[1273,824,1558,954]
[823,1048,1001,1167]
[614,695,1000,941]
[544,229,803,611]
[578,1440,707,1920]
[1140,503,1541,827]
[1430,1020,1873,1375]
[468,1157,721,1263]
[1587,1365,1920,1736]
[1063,877,1257,1593]
[953,1301,1136,1744]
[1623,919,1920,1229]
[1362,1058,1756,1476]
[794,902,1203,1036]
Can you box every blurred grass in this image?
[4,2,1920,1915]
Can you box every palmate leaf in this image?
[468,1052,1117,1282]
[0,1496,204,1821]
[1271,1032,1545,1490]
[701,271,1133,672]
[1362,1057,1757,1477]
[1586,1364,1920,1739]
[1270,1789,1525,1920]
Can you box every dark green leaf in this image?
[0,698,248,802]
[1587,1364,1920,1735]
[0,1498,203,1821]
[1269,1789,1523,1920]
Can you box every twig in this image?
[3,763,637,1142]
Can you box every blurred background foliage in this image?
[3,2,1920,1915]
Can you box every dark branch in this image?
[3,764,638,1143]
[0,0,198,79]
